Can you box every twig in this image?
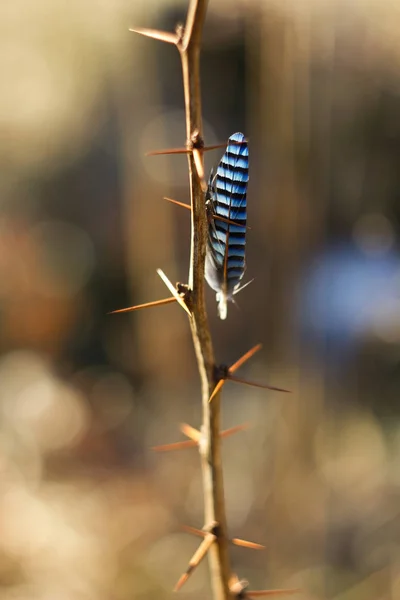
[179,1,232,597]
[132,1,230,597]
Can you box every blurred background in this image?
[1,0,400,598]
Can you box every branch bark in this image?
[178,1,233,598]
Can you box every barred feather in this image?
[205,132,249,319]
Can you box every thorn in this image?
[182,522,262,550]
[201,144,228,152]
[229,343,262,374]
[228,375,291,394]
[181,525,206,538]
[196,139,250,152]
[151,440,197,452]
[180,423,201,443]
[201,142,232,151]
[204,142,242,151]
[174,533,216,591]
[174,572,191,592]
[156,269,191,316]
[153,422,246,452]
[229,578,300,599]
[146,142,238,158]
[129,27,180,45]
[209,344,262,402]
[219,422,249,438]
[145,135,249,159]
[210,344,289,403]
[208,377,226,403]
[246,590,301,597]
[231,538,265,550]
[146,147,191,157]
[164,197,191,210]
[109,296,177,314]
[166,197,251,230]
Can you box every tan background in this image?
[0,1,399,598]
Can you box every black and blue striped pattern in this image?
[205,132,249,320]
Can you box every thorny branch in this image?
[178,1,233,598]
[129,1,301,599]
[132,1,231,596]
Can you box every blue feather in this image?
[205,132,249,319]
